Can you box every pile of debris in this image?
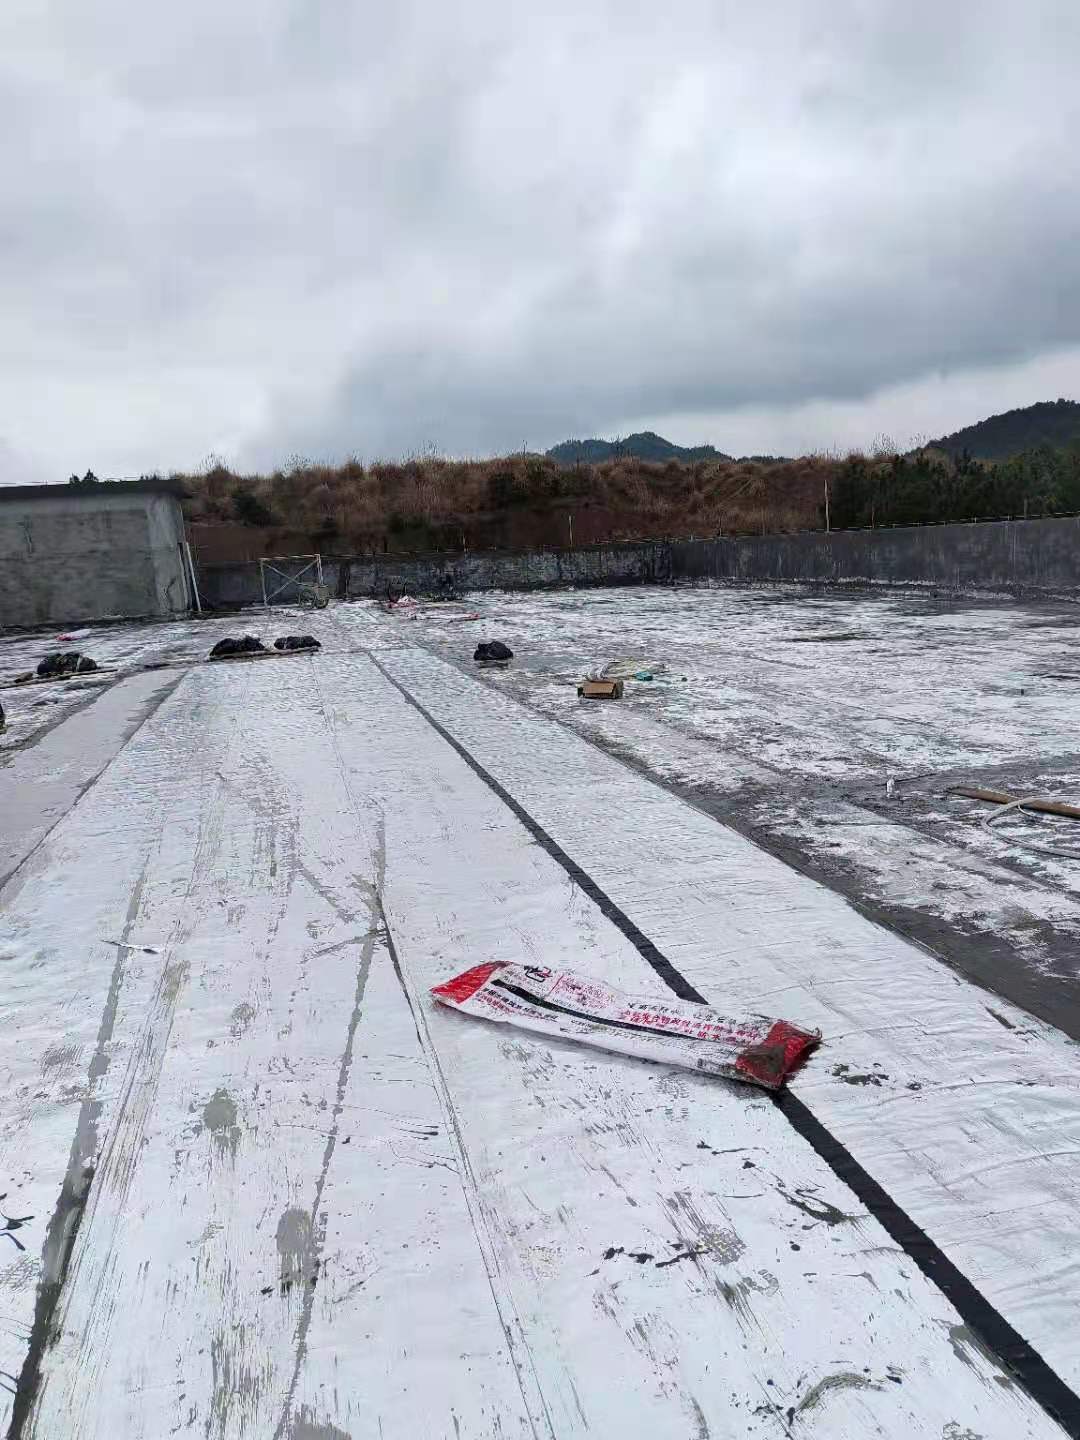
[209,635,323,661]
[13,651,101,686]
[577,656,669,700]
[38,651,99,679]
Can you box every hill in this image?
[546,431,732,465]
[929,398,1080,461]
[163,405,1080,565]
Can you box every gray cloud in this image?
[1,0,1078,477]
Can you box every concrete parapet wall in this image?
[196,541,668,608]
[192,516,1080,613]
[670,516,1080,597]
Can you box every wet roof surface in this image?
[3,586,1080,1438]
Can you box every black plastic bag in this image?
[273,636,321,651]
[473,641,513,664]
[209,636,267,659]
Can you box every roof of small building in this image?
[0,478,186,502]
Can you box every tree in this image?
[231,488,275,526]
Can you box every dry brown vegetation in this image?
[179,451,861,562]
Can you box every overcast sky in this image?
[2,0,1078,481]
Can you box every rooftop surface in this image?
[0,478,185,502]
[3,586,1080,1438]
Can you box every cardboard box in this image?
[577,678,624,699]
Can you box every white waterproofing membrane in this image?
[1,595,1080,1438]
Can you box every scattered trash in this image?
[36,651,98,680]
[949,786,1080,821]
[273,635,321,652]
[432,962,820,1090]
[578,678,624,699]
[379,594,421,617]
[297,581,330,609]
[886,774,896,798]
[599,658,669,680]
[444,612,482,624]
[950,785,1080,861]
[209,636,267,660]
[474,641,513,667]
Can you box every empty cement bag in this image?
[600,658,668,680]
[474,640,513,664]
[432,962,820,1091]
[273,635,321,651]
[209,636,267,659]
[36,651,98,679]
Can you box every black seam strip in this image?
[372,652,1080,1437]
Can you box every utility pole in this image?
[824,476,831,532]
[568,513,574,548]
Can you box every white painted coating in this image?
[349,586,1080,982]
[370,631,1080,1389]
[0,669,179,883]
[0,597,1077,1437]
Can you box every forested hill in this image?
[550,403,1080,467]
[546,431,733,465]
[930,399,1080,460]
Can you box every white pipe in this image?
[183,540,203,613]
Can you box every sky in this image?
[2,0,1079,482]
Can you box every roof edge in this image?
[0,478,187,502]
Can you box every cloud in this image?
[0,438,51,486]
[631,345,1080,459]
[1,0,1079,477]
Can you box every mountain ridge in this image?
[546,431,735,465]
[547,400,1080,467]
[927,398,1080,461]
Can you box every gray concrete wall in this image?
[670,517,1080,596]
[195,541,667,609]
[342,542,668,597]
[193,557,343,610]
[191,516,1080,613]
[0,492,190,629]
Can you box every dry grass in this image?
[176,450,896,559]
